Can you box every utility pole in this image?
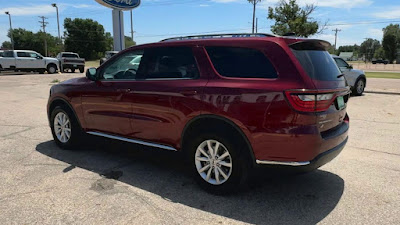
[332,28,341,50]
[5,12,14,50]
[130,10,134,42]
[38,16,49,56]
[255,17,258,33]
[251,1,256,33]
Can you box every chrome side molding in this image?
[256,160,310,166]
[87,131,177,151]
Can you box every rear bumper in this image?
[61,64,84,68]
[256,137,347,171]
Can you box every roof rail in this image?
[160,33,277,42]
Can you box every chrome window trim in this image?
[87,131,177,151]
[99,77,194,82]
[256,160,310,166]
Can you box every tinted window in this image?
[205,47,277,78]
[102,50,144,80]
[334,58,349,68]
[3,51,14,57]
[17,52,29,57]
[139,47,199,79]
[0,52,3,57]
[62,53,79,58]
[291,49,342,81]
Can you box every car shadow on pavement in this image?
[36,139,344,224]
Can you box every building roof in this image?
[339,52,354,58]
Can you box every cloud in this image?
[0,5,55,16]
[372,7,400,19]
[199,4,210,7]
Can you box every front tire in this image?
[47,64,57,74]
[50,106,83,149]
[354,78,365,96]
[187,132,249,195]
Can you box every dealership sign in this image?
[95,0,140,10]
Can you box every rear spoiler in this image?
[287,39,332,51]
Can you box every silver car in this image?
[332,55,366,96]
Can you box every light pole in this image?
[5,11,14,50]
[51,3,61,40]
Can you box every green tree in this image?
[2,28,62,56]
[125,36,136,48]
[374,46,385,59]
[1,41,12,49]
[360,38,381,62]
[64,18,109,60]
[268,0,319,37]
[382,24,400,63]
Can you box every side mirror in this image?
[348,65,353,69]
[86,67,98,81]
[36,56,43,59]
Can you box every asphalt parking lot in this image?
[0,72,399,224]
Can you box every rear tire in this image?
[354,78,365,96]
[79,67,84,73]
[71,68,76,73]
[50,105,83,150]
[186,131,249,195]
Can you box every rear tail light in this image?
[285,91,336,112]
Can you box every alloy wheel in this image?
[357,80,364,94]
[195,140,233,185]
[53,112,71,143]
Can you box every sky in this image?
[0,0,400,47]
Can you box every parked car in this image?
[0,50,59,74]
[372,59,389,64]
[56,52,85,73]
[332,55,366,96]
[47,34,350,194]
[100,51,119,65]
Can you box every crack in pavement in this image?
[349,145,400,157]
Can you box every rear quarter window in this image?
[205,47,277,79]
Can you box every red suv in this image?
[47,34,350,194]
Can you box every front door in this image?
[81,50,144,136]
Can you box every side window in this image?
[3,51,14,57]
[139,47,199,80]
[205,47,277,78]
[17,52,29,57]
[334,58,349,68]
[102,50,144,80]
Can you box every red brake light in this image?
[285,91,336,112]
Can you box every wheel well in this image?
[48,98,81,127]
[181,116,255,165]
[47,63,58,70]
[357,75,367,85]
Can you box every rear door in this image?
[16,52,33,69]
[125,46,207,148]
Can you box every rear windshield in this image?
[62,53,79,58]
[291,42,342,81]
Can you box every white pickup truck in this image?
[0,50,59,74]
